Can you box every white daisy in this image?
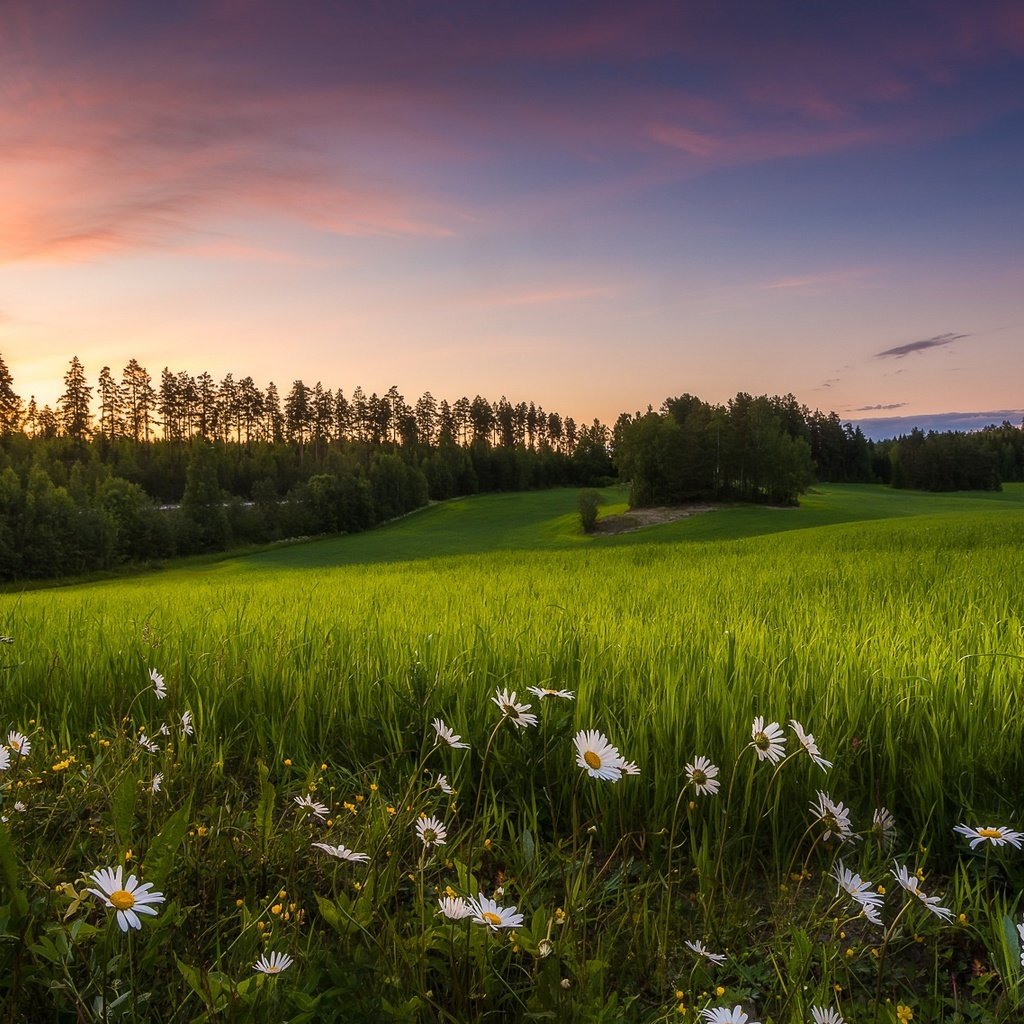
[1018,918,1024,968]
[701,1006,758,1024]
[491,688,538,729]
[311,842,369,862]
[432,718,470,749]
[872,806,896,843]
[831,861,883,921]
[158,723,171,737]
[574,729,629,782]
[180,711,194,737]
[810,791,855,842]
[435,773,455,795]
[750,717,785,764]
[685,756,720,796]
[87,865,165,932]
[953,823,1024,850]
[8,730,30,757]
[437,895,473,920]
[891,862,954,921]
[151,772,164,794]
[526,686,575,700]
[810,1008,845,1024]
[416,815,447,847]
[13,801,26,812]
[293,795,329,819]
[0,746,9,772]
[684,938,727,965]
[137,734,160,754]
[149,668,167,699]
[789,721,832,771]
[469,892,524,930]
[253,951,293,975]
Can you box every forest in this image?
[0,354,1021,580]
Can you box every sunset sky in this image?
[2,0,1022,438]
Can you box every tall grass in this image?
[2,487,1024,1020]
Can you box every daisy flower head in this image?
[0,746,10,772]
[527,686,575,700]
[416,815,447,847]
[293,795,329,819]
[810,791,855,842]
[8,730,30,757]
[789,721,832,771]
[619,758,641,776]
[891,861,954,921]
[311,842,369,862]
[432,718,469,749]
[750,717,785,764]
[685,756,720,796]
[701,1006,758,1024]
[151,772,164,794]
[435,773,455,795]
[574,729,629,782]
[491,688,538,729]
[470,892,524,930]
[810,1008,845,1024]
[831,861,883,920]
[872,806,896,843]
[137,734,159,754]
[254,951,293,975]
[1017,918,1024,968]
[953,823,1024,850]
[149,669,167,699]
[180,711,194,736]
[87,865,165,931]
[437,895,473,920]
[158,723,171,736]
[684,938,727,965]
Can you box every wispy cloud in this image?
[762,267,878,292]
[855,402,907,411]
[875,332,969,358]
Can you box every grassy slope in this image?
[162,482,1024,578]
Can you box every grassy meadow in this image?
[2,484,1024,1022]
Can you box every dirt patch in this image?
[593,504,718,535]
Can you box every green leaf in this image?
[112,770,137,852]
[522,828,535,865]
[255,764,276,854]
[143,800,192,888]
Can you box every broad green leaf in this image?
[143,800,192,888]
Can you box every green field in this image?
[3,484,1024,1022]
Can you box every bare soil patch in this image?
[593,504,718,535]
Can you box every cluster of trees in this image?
[612,392,874,506]
[6,355,601,457]
[880,422,1024,491]
[0,355,613,580]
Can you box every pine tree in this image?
[58,356,93,440]
[0,354,22,434]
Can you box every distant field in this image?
[4,483,1024,1020]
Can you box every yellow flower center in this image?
[503,703,518,717]
[110,889,136,911]
[483,911,503,926]
[691,770,707,785]
[423,829,437,844]
[265,964,282,974]
[978,828,1003,838]
[10,739,22,752]
[754,732,769,750]
[584,751,602,770]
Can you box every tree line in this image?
[0,354,613,580]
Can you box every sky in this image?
[2,0,1023,439]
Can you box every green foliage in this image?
[577,489,600,533]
